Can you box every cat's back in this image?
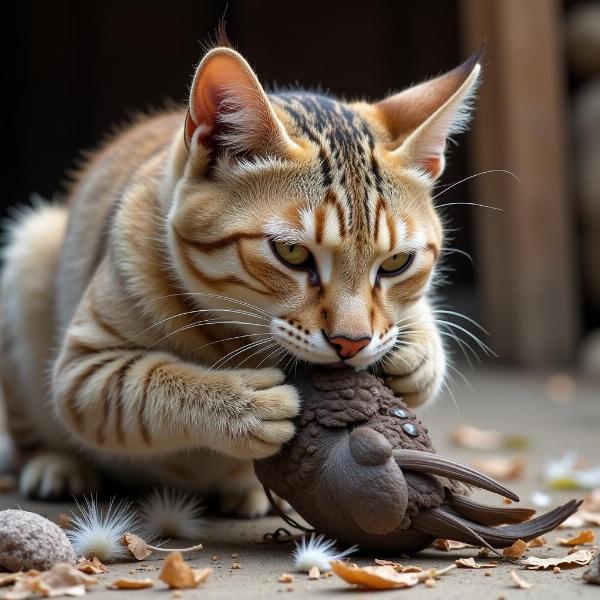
[57,109,185,330]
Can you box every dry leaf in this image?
[373,559,422,573]
[159,553,212,589]
[470,456,526,480]
[331,561,455,590]
[527,537,546,548]
[120,533,203,561]
[75,557,108,575]
[331,563,419,590]
[432,539,471,551]
[425,578,436,588]
[557,530,596,546]
[278,574,294,583]
[308,567,320,580]
[455,558,497,569]
[108,578,154,590]
[521,549,594,570]
[503,539,528,559]
[510,570,533,589]
[1,564,97,600]
[120,533,153,561]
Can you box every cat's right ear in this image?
[186,48,300,158]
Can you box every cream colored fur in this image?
[0,46,481,515]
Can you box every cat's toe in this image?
[19,451,98,500]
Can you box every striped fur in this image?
[0,45,481,512]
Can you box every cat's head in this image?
[167,46,481,371]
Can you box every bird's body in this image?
[256,368,580,554]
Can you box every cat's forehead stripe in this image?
[272,92,378,231]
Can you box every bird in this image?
[255,368,580,554]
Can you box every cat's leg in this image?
[52,289,300,460]
[382,300,446,408]
[0,203,100,499]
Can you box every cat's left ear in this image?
[376,49,483,181]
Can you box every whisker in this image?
[430,308,489,334]
[207,338,275,373]
[432,169,519,201]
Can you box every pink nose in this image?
[326,335,371,360]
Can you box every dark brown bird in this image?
[255,368,580,554]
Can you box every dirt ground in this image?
[1,367,599,598]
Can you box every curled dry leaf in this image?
[503,539,528,559]
[308,567,320,580]
[432,539,471,552]
[581,511,600,527]
[331,561,455,590]
[75,557,108,575]
[1,563,97,600]
[521,549,594,570]
[510,570,533,589]
[450,424,529,451]
[120,533,203,561]
[159,552,212,589]
[108,578,154,590]
[557,530,596,546]
[278,574,294,583]
[527,537,547,548]
[374,559,422,573]
[470,456,526,481]
[455,558,497,569]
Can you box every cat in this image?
[0,42,481,516]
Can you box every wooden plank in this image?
[460,0,579,365]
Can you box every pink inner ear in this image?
[422,156,443,179]
[187,55,248,148]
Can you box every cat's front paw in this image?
[383,333,445,408]
[214,367,300,459]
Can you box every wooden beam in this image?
[460,0,579,365]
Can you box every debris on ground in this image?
[521,549,594,570]
[158,552,212,589]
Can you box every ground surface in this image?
[1,367,599,599]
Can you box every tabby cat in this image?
[0,43,481,516]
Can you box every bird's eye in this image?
[271,241,313,269]
[378,252,414,276]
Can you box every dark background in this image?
[3,0,473,290]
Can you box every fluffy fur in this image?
[0,44,482,508]
[66,497,138,561]
[292,534,357,572]
[138,488,205,540]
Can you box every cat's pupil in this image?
[289,245,296,253]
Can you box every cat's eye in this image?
[271,241,314,269]
[378,252,414,276]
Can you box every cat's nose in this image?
[325,334,371,359]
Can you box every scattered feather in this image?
[66,497,138,562]
[292,534,357,572]
[138,488,206,541]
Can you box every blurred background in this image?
[3,0,600,374]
